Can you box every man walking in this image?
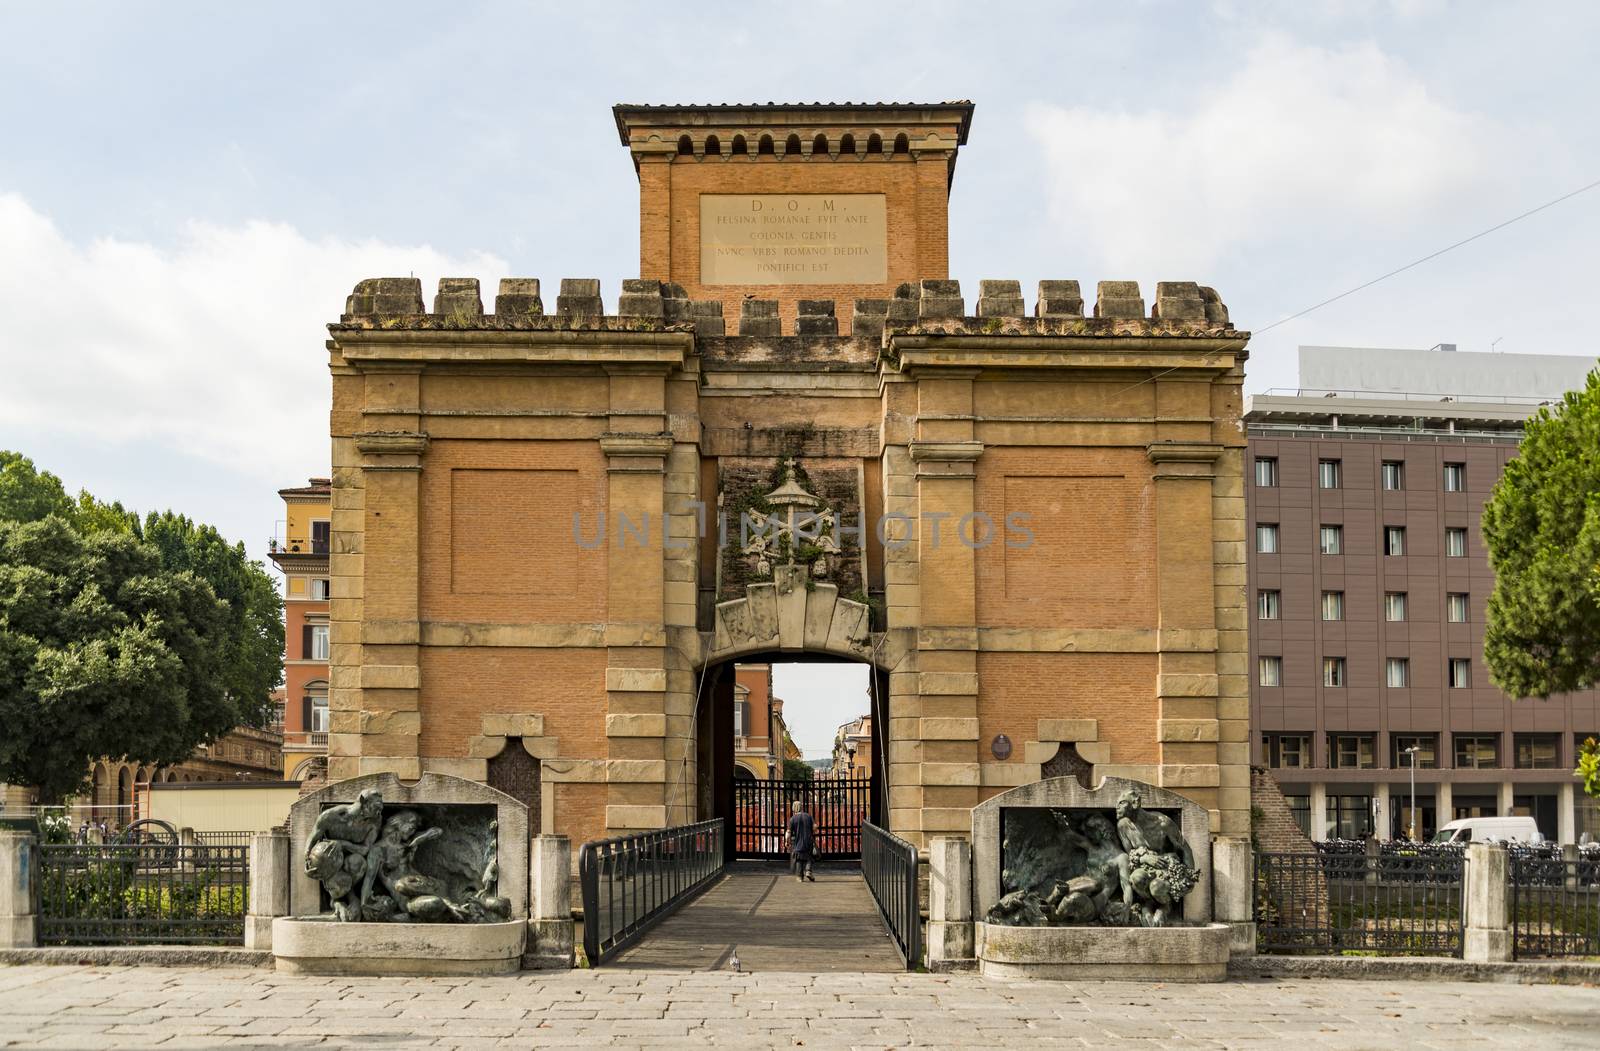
[787,800,815,882]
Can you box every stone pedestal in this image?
[525,834,574,969]
[245,831,290,950]
[926,836,974,970]
[977,922,1231,981]
[0,831,37,949]
[272,917,525,976]
[1210,835,1255,956]
[1463,842,1511,963]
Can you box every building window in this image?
[1448,657,1471,688]
[1329,733,1375,770]
[1321,591,1345,621]
[1447,593,1469,623]
[1285,795,1311,836]
[1386,657,1410,688]
[1254,457,1279,487]
[1326,795,1374,840]
[1443,462,1465,492]
[1258,656,1283,687]
[1263,733,1312,768]
[1319,525,1343,555]
[311,578,330,600]
[1381,461,1405,490]
[1514,734,1560,769]
[1318,459,1342,489]
[1445,527,1468,557]
[1385,592,1408,621]
[733,699,745,738]
[1393,734,1438,769]
[310,625,329,661]
[1322,657,1347,687]
[1257,589,1281,620]
[1256,523,1280,553]
[1455,734,1499,769]
[308,694,329,733]
[311,520,331,555]
[1384,527,1406,556]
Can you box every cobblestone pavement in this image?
[2,964,1597,1049]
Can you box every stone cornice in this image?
[355,431,429,456]
[909,440,985,463]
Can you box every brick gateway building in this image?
[322,102,1253,851]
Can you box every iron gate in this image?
[733,776,869,859]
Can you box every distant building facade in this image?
[1248,345,1600,843]
[831,715,873,779]
[732,663,800,779]
[269,478,332,782]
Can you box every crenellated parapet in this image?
[336,276,1241,343]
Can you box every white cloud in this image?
[0,193,506,477]
[1026,34,1508,274]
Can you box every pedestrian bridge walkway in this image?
[608,861,905,972]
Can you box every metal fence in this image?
[579,818,724,966]
[1511,854,1600,959]
[861,821,920,970]
[733,776,869,860]
[36,843,249,945]
[1256,851,1463,956]
[193,831,254,850]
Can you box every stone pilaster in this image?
[244,830,290,950]
[0,831,37,949]
[1147,440,1226,830]
[908,370,984,844]
[601,416,673,834]
[344,426,428,781]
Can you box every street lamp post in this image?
[1404,745,1421,841]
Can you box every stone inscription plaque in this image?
[700,194,887,285]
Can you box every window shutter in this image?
[302,624,314,660]
[301,696,312,731]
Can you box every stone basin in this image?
[272,916,526,976]
[977,922,1231,982]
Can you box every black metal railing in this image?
[1256,851,1462,956]
[579,819,724,966]
[36,843,249,945]
[1511,854,1600,959]
[734,776,870,860]
[193,831,254,850]
[862,821,920,970]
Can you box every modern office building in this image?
[1248,345,1600,843]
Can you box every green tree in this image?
[140,511,284,727]
[0,517,243,803]
[1481,368,1600,794]
[1482,368,1600,698]
[782,758,814,781]
[0,452,74,523]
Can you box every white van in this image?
[1431,816,1544,845]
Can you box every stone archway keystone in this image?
[708,565,874,665]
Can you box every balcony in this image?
[268,535,329,556]
[283,731,329,749]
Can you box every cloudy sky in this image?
[3,2,1597,758]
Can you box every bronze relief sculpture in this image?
[989,788,1200,928]
[303,790,511,923]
